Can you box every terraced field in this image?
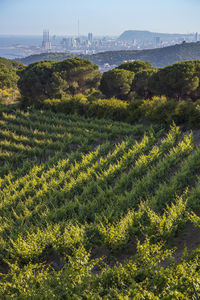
[1,108,200,298]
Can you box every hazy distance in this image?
[0,0,200,36]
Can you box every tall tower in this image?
[155,37,160,47]
[195,32,199,42]
[78,19,80,37]
[88,32,93,42]
[42,30,51,51]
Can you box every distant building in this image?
[155,37,161,47]
[195,32,199,42]
[42,30,51,51]
[88,32,93,42]
[66,38,73,49]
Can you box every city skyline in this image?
[1,0,200,36]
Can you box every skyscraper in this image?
[88,33,93,43]
[155,37,161,47]
[42,30,51,51]
[195,32,199,42]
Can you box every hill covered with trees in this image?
[86,42,200,68]
[17,52,75,65]
[0,57,24,90]
[0,57,23,70]
[17,42,200,68]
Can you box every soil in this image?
[170,221,200,262]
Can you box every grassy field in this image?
[1,108,200,298]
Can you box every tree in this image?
[149,61,200,100]
[100,68,135,99]
[18,58,101,103]
[54,57,101,95]
[18,61,58,102]
[0,63,19,89]
[131,69,156,98]
[118,61,153,73]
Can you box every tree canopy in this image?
[99,68,134,99]
[0,63,20,89]
[18,57,101,102]
[118,60,153,73]
[131,69,156,98]
[149,61,200,99]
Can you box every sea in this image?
[0,35,65,59]
[0,35,43,59]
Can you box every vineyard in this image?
[1,108,200,298]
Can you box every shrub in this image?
[42,94,200,128]
[174,100,200,127]
[140,96,176,124]
[87,98,128,121]
[127,99,143,123]
[0,63,19,89]
[43,94,88,115]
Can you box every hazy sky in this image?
[0,0,200,36]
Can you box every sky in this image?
[0,0,200,36]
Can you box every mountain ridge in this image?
[14,41,200,68]
[119,30,195,41]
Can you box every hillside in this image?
[17,41,200,68]
[86,41,200,67]
[0,57,23,69]
[1,107,200,297]
[17,52,75,65]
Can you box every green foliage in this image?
[83,41,200,68]
[118,60,153,73]
[42,94,200,127]
[54,57,101,95]
[43,94,88,115]
[140,96,177,124]
[18,60,58,102]
[142,194,188,240]
[98,210,136,250]
[18,57,101,103]
[174,100,200,127]
[100,68,134,99]
[17,52,75,65]
[0,57,23,69]
[16,58,200,128]
[1,108,200,298]
[149,61,200,100]
[0,63,19,89]
[131,69,156,98]
[87,97,128,120]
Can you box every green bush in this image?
[43,94,88,115]
[42,94,200,128]
[126,99,143,123]
[174,100,200,127]
[140,96,177,124]
[0,63,19,89]
[87,98,128,121]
